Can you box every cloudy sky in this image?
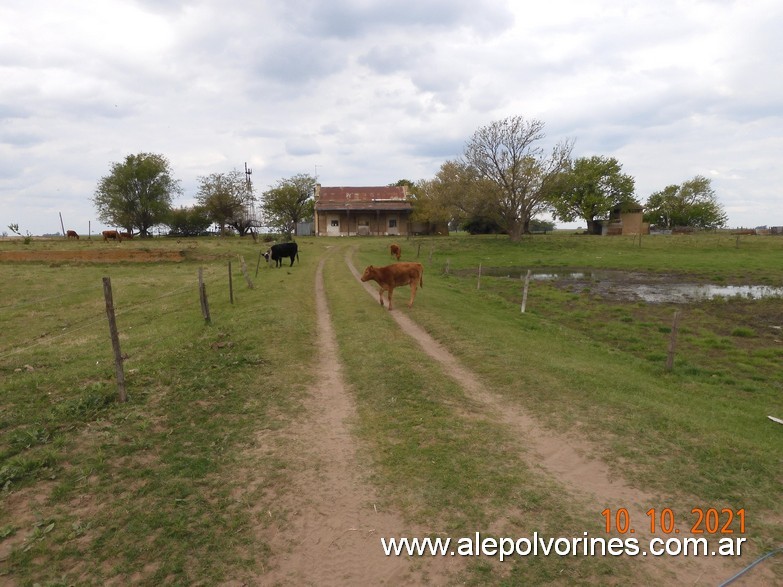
[2,0,781,235]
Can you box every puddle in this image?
[628,284,783,303]
[466,267,783,303]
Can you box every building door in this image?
[388,217,398,235]
[327,215,340,236]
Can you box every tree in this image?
[261,173,316,239]
[644,176,727,229]
[463,116,572,241]
[166,205,212,236]
[422,160,499,232]
[196,169,256,236]
[93,153,181,236]
[550,156,636,234]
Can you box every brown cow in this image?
[66,230,79,240]
[120,232,133,240]
[102,230,122,242]
[361,262,423,310]
[389,243,401,260]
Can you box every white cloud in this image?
[1,0,782,234]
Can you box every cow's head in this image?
[360,266,375,282]
[262,248,271,262]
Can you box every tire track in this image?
[260,253,455,586]
[346,252,764,587]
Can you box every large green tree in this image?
[166,205,212,237]
[422,160,499,232]
[644,176,727,229]
[551,156,636,234]
[93,152,181,236]
[261,173,316,239]
[463,116,572,240]
[196,169,257,236]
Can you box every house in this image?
[603,202,650,236]
[313,185,412,236]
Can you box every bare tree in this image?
[463,116,572,240]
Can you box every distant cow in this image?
[120,232,133,240]
[361,262,424,311]
[389,243,401,260]
[102,230,122,242]
[263,242,299,267]
[66,230,79,240]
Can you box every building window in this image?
[388,218,397,228]
[330,219,339,227]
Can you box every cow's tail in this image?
[296,252,300,264]
[420,267,424,288]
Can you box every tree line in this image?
[92,116,727,240]
[92,154,314,239]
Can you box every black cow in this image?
[263,242,299,267]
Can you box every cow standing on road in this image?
[263,242,299,267]
[361,262,424,310]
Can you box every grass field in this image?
[1,232,781,585]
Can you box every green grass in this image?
[1,232,782,584]
[1,236,323,584]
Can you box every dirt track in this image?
[344,252,769,587]
[258,254,455,586]
[257,249,769,586]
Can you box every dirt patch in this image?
[348,254,772,587]
[0,249,184,263]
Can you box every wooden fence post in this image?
[417,243,421,258]
[520,270,532,313]
[102,277,127,403]
[255,248,264,277]
[665,310,681,371]
[198,268,211,324]
[240,256,254,289]
[228,260,234,304]
[477,263,482,290]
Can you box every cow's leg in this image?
[378,287,385,307]
[408,282,418,308]
[387,287,394,311]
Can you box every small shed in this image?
[314,185,412,236]
[603,202,650,236]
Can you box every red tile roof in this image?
[315,186,411,211]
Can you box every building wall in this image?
[619,211,650,235]
[315,210,410,236]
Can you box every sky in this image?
[2,0,782,235]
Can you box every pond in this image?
[469,267,783,304]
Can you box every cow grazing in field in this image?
[389,243,401,260]
[102,230,122,242]
[120,232,133,240]
[361,262,424,310]
[263,242,299,267]
[66,230,79,240]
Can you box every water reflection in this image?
[476,267,783,303]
